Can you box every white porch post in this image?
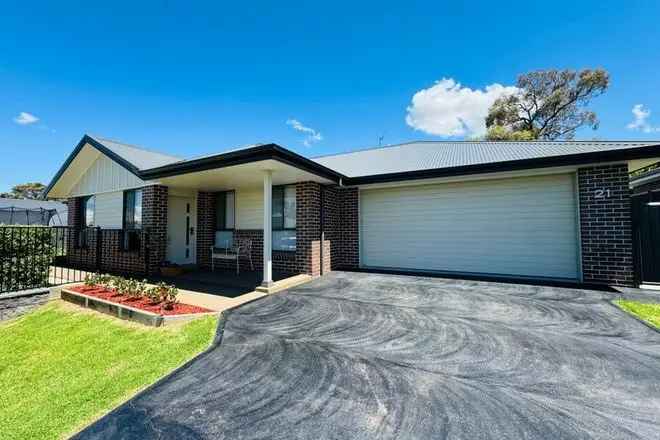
[262,170,273,287]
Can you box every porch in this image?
[150,268,296,298]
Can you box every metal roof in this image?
[89,135,183,170]
[312,141,660,178]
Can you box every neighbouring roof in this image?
[89,136,183,170]
[312,140,660,179]
[0,198,68,226]
[0,198,66,211]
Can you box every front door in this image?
[167,195,196,265]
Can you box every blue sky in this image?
[1,0,660,192]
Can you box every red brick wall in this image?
[338,187,359,269]
[64,185,168,275]
[64,196,150,275]
[578,164,634,286]
[320,186,340,272]
[196,192,215,269]
[143,185,168,274]
[296,182,322,276]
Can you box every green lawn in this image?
[615,299,660,329]
[0,302,218,440]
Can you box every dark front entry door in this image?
[633,190,660,284]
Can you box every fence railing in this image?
[0,226,149,294]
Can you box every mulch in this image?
[69,285,213,316]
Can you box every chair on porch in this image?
[210,238,254,275]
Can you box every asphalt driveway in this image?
[74,272,660,439]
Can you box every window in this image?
[215,191,235,248]
[123,189,143,230]
[122,189,143,251]
[81,196,95,227]
[272,185,296,251]
[77,196,95,248]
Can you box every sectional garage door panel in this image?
[360,174,579,280]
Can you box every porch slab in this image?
[176,289,267,313]
[150,269,296,298]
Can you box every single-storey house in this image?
[44,134,660,287]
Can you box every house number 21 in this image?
[595,189,611,199]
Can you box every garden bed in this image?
[68,285,211,316]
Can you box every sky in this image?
[1,0,660,193]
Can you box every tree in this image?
[0,182,47,199]
[485,68,610,141]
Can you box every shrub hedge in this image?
[0,226,54,293]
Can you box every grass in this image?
[615,299,660,329]
[0,302,218,440]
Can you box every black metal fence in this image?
[0,226,149,294]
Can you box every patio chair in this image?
[210,238,254,274]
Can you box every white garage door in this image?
[360,173,579,280]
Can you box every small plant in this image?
[82,273,100,291]
[124,278,142,300]
[109,276,127,296]
[144,285,162,305]
[97,274,114,292]
[161,285,179,310]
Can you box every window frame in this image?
[272,185,296,252]
[80,195,95,229]
[121,189,143,252]
[77,195,95,249]
[215,190,236,232]
[122,189,143,230]
[272,185,296,232]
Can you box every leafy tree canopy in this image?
[485,68,610,141]
[0,182,47,200]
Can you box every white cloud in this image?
[286,118,323,146]
[13,111,39,125]
[626,104,660,133]
[405,78,518,137]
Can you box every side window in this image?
[81,195,95,228]
[77,195,95,248]
[122,189,143,251]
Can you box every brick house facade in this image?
[64,167,634,286]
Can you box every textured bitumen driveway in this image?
[74,272,660,440]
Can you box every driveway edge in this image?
[608,300,660,334]
[70,289,276,439]
[70,312,228,439]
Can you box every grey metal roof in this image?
[89,135,183,170]
[312,141,660,178]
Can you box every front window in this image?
[215,191,235,248]
[272,185,296,251]
[81,195,95,227]
[122,189,143,251]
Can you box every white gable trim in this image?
[69,150,145,197]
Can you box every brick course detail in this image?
[143,185,168,274]
[578,164,634,286]
[337,187,359,269]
